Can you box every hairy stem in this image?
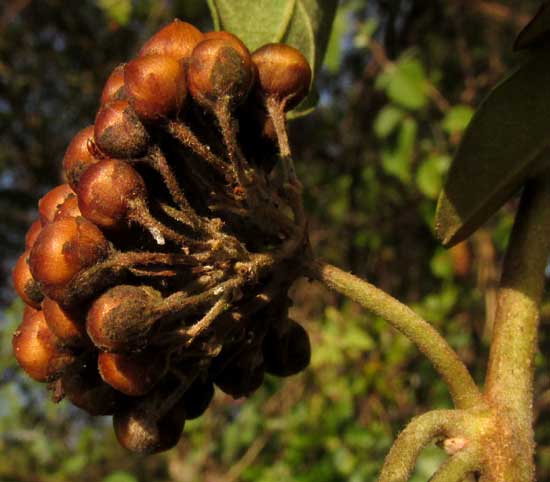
[306,260,482,409]
[429,448,480,482]
[483,177,550,481]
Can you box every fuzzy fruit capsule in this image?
[77,159,147,229]
[187,37,254,108]
[94,99,149,159]
[251,43,312,110]
[38,184,75,225]
[29,217,110,302]
[100,64,127,106]
[13,308,75,382]
[139,19,203,60]
[124,54,187,121]
[12,250,43,309]
[215,348,264,399]
[62,125,100,190]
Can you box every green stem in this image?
[483,177,550,481]
[378,410,469,482]
[306,260,482,409]
[429,448,480,482]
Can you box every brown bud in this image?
[38,184,75,225]
[62,125,100,190]
[139,19,203,60]
[61,356,124,415]
[53,194,82,221]
[187,38,254,108]
[12,250,43,309]
[13,308,75,382]
[29,217,110,302]
[98,351,163,396]
[77,159,147,229]
[42,297,88,347]
[86,285,160,353]
[94,99,149,159]
[100,64,127,106]
[25,219,42,250]
[182,378,214,420]
[215,348,264,399]
[252,43,312,110]
[124,54,187,121]
[263,319,310,377]
[113,398,186,454]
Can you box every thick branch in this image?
[306,260,482,409]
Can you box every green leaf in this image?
[442,105,474,134]
[207,0,339,115]
[374,105,404,139]
[435,50,550,247]
[416,154,450,199]
[381,117,417,183]
[102,471,138,482]
[97,0,132,26]
[514,2,550,51]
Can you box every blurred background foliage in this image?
[1,0,549,480]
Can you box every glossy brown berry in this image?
[182,379,214,419]
[113,399,186,454]
[124,54,187,121]
[98,351,163,396]
[139,19,203,60]
[12,250,43,309]
[12,308,75,382]
[53,194,82,221]
[215,348,264,399]
[263,319,311,377]
[94,99,149,159]
[203,31,250,58]
[187,37,254,108]
[77,159,147,229]
[100,64,127,106]
[252,43,312,110]
[86,285,160,353]
[62,125,100,190]
[42,297,88,347]
[25,219,42,249]
[61,357,124,415]
[38,184,75,225]
[29,217,110,302]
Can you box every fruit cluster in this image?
[11,19,312,454]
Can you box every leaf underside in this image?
[435,50,550,247]
[514,1,550,51]
[207,0,338,116]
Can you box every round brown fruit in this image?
[215,348,264,399]
[13,308,75,382]
[77,159,146,230]
[139,19,203,60]
[98,351,163,396]
[12,250,43,309]
[94,99,149,159]
[53,194,82,221]
[124,54,187,121]
[182,379,214,419]
[38,184,75,225]
[62,125,100,190]
[25,219,42,249]
[86,285,160,353]
[100,64,127,106]
[29,217,110,302]
[187,38,254,108]
[251,43,312,110]
[42,297,88,347]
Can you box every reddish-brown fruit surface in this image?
[215,348,264,398]
[53,194,82,221]
[113,399,186,454]
[139,19,203,60]
[61,358,123,415]
[38,184,75,225]
[12,250,43,309]
[263,319,311,377]
[100,64,127,106]
[94,99,149,159]
[62,125,99,190]
[251,43,312,110]
[98,351,163,396]
[86,285,159,353]
[42,297,88,347]
[25,219,42,249]
[12,309,75,382]
[77,159,146,229]
[29,217,110,301]
[125,54,187,121]
[187,38,254,108]
[203,31,250,58]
